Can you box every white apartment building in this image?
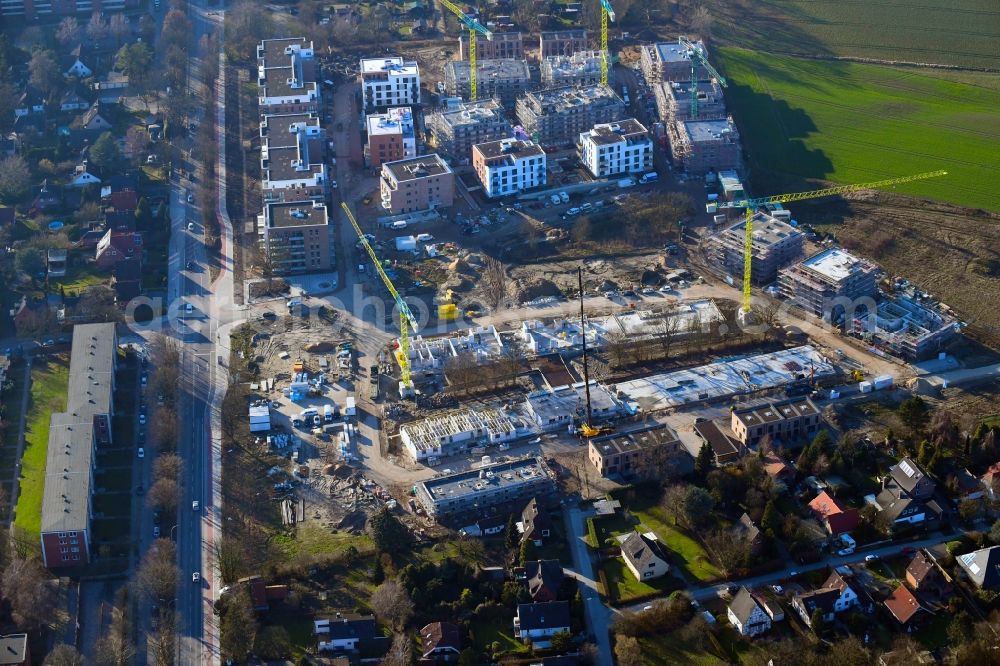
[257,39,321,114]
[578,118,653,178]
[360,57,421,111]
[472,139,547,199]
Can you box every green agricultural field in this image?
[717,48,1000,211]
[705,0,1000,69]
[13,356,70,540]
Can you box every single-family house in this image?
[727,587,771,637]
[33,179,62,211]
[873,487,943,530]
[315,614,388,654]
[981,462,1000,500]
[47,248,67,277]
[112,257,142,302]
[0,135,17,158]
[519,497,551,546]
[109,190,139,213]
[106,210,136,232]
[619,531,670,582]
[957,545,1000,590]
[15,87,45,117]
[95,70,129,92]
[792,571,861,627]
[883,585,931,631]
[757,595,785,622]
[96,229,142,268]
[821,571,864,613]
[0,634,29,666]
[735,512,763,552]
[68,163,101,188]
[888,458,936,500]
[905,552,951,598]
[520,559,564,602]
[63,44,94,78]
[951,468,985,501]
[808,491,859,536]
[513,601,570,648]
[60,87,91,112]
[762,452,795,484]
[420,621,461,663]
[75,102,113,132]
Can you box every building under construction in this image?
[425,99,512,162]
[444,59,532,107]
[779,248,881,321]
[852,292,959,361]
[708,212,804,285]
[640,38,709,84]
[458,31,524,60]
[516,84,625,147]
[654,79,726,124]
[539,29,589,58]
[541,51,607,88]
[399,407,520,462]
[668,117,741,174]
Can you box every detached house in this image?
[513,601,570,648]
[420,622,461,663]
[619,531,670,582]
[520,559,564,602]
[727,587,771,637]
[883,585,931,632]
[957,545,1000,590]
[905,552,951,599]
[76,102,113,132]
[888,458,935,499]
[735,512,763,553]
[792,571,862,627]
[875,458,943,530]
[15,87,46,117]
[519,497,551,546]
[808,491,859,536]
[68,163,101,188]
[60,86,91,112]
[96,229,142,268]
[63,44,94,78]
[315,614,389,655]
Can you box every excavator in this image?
[577,267,615,439]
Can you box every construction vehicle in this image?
[599,0,616,86]
[341,202,418,397]
[716,171,948,322]
[678,36,727,119]
[438,0,492,101]
[577,267,614,439]
[851,369,864,382]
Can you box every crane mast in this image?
[599,0,615,86]
[678,36,726,119]
[717,170,948,315]
[438,0,493,100]
[341,203,419,393]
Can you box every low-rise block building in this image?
[380,154,455,214]
[366,106,416,167]
[399,407,517,462]
[257,200,334,274]
[654,79,726,124]
[578,118,653,178]
[415,457,555,518]
[588,426,682,478]
[516,84,625,147]
[641,39,710,84]
[472,138,546,198]
[668,117,741,174]
[425,99,512,162]
[459,31,524,60]
[257,38,320,114]
[539,30,588,59]
[361,57,420,111]
[730,397,822,447]
[779,248,881,321]
[541,51,607,88]
[444,59,532,106]
[709,212,804,285]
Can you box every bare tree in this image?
[480,257,509,313]
[380,633,412,666]
[153,453,184,481]
[96,592,134,666]
[614,635,643,666]
[686,6,714,38]
[148,609,176,666]
[370,580,414,631]
[703,529,751,577]
[56,17,81,46]
[86,12,108,41]
[108,14,130,45]
[1,558,58,629]
[44,644,85,666]
[0,155,32,199]
[150,408,179,452]
[136,539,179,602]
[214,536,248,585]
[147,478,179,513]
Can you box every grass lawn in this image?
[600,558,684,604]
[470,616,527,655]
[13,356,69,540]
[716,47,1000,212]
[51,263,108,297]
[271,612,315,661]
[632,506,722,583]
[638,625,751,666]
[272,522,374,559]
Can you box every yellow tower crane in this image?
[717,171,948,319]
[599,0,616,86]
[438,0,493,101]
[341,203,419,395]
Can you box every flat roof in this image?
[474,138,544,161]
[540,29,587,39]
[654,39,704,64]
[264,201,329,228]
[383,154,452,182]
[360,56,419,76]
[801,247,876,283]
[260,113,319,136]
[422,456,551,502]
[447,59,530,82]
[262,145,326,182]
[684,118,737,142]
[526,381,622,423]
[525,84,623,112]
[433,99,508,129]
[366,107,414,136]
[592,425,681,457]
[733,396,820,427]
[721,212,800,247]
[614,345,835,412]
[583,118,650,145]
[258,38,309,63]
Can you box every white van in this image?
[300,408,318,420]
[286,298,302,309]
[391,221,407,229]
[324,404,334,423]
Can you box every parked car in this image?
[138,414,146,425]
[192,572,200,583]
[771,585,784,594]
[192,500,200,511]
[153,526,160,538]
[137,447,145,458]
[865,554,879,562]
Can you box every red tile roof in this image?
[809,491,859,535]
[884,585,924,625]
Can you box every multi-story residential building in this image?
[257,38,320,114]
[708,212,804,285]
[472,138,546,198]
[415,457,555,518]
[260,115,329,194]
[587,426,682,478]
[654,79,726,124]
[40,323,118,569]
[578,118,653,178]
[443,59,532,107]
[459,31,524,60]
[779,248,881,321]
[862,292,959,361]
[668,117,742,174]
[380,154,455,214]
[541,51,607,88]
[516,84,625,147]
[640,38,710,84]
[366,107,416,167]
[361,57,420,111]
[257,200,334,274]
[730,397,822,447]
[399,407,517,462]
[1,0,136,19]
[539,29,588,58]
[259,113,327,202]
[425,99,512,162]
